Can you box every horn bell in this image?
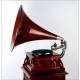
[11,5,63,51]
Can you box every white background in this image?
[1,0,78,80]
[0,1,1,80]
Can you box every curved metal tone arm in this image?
[60,40,67,58]
[51,40,67,58]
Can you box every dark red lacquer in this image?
[22,53,67,80]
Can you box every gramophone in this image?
[11,5,67,80]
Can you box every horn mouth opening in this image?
[11,5,24,51]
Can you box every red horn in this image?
[11,5,63,51]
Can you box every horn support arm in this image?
[51,40,67,58]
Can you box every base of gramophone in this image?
[23,72,65,80]
[22,49,67,80]
[22,67,66,80]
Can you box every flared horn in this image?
[11,5,63,51]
